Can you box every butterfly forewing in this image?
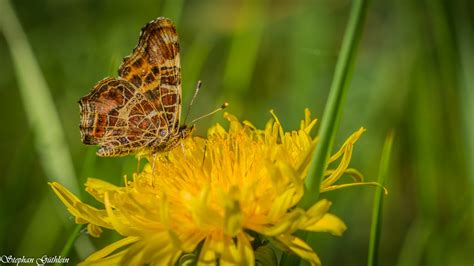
[118,17,182,132]
[79,17,183,157]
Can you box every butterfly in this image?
[78,17,193,157]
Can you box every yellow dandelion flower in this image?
[51,109,366,266]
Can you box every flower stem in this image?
[54,224,84,266]
[280,0,371,264]
[367,131,394,266]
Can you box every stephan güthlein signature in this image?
[0,255,70,265]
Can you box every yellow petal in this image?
[84,178,122,204]
[83,236,139,263]
[327,127,365,164]
[208,123,227,137]
[122,232,182,265]
[267,188,297,221]
[79,250,127,266]
[275,234,321,266]
[302,108,318,133]
[306,199,331,221]
[224,112,243,132]
[50,182,80,208]
[222,187,243,237]
[198,235,220,266]
[262,209,305,236]
[87,224,103,238]
[50,182,85,219]
[242,120,257,130]
[237,234,255,266]
[295,140,317,178]
[323,128,365,187]
[184,186,222,229]
[304,213,347,236]
[104,192,135,236]
[269,109,285,143]
[220,233,254,266]
[74,203,111,228]
[50,182,111,228]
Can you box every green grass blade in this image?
[0,0,79,194]
[300,0,371,210]
[280,0,371,265]
[455,0,474,235]
[367,131,394,266]
[221,0,268,115]
[54,224,84,266]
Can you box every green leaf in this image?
[281,0,372,264]
[255,244,278,266]
[367,132,394,266]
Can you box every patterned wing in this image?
[79,77,168,157]
[118,17,182,133]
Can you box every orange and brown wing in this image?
[79,77,168,157]
[118,17,182,132]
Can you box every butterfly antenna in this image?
[184,80,202,124]
[190,102,229,125]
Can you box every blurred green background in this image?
[0,0,472,265]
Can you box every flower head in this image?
[51,109,365,265]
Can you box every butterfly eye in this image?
[160,129,168,137]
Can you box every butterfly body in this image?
[79,17,189,157]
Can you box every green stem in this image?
[54,224,84,266]
[280,0,371,265]
[367,132,394,266]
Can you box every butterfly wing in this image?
[79,17,183,157]
[79,77,167,157]
[118,17,182,133]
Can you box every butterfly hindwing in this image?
[79,77,170,156]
